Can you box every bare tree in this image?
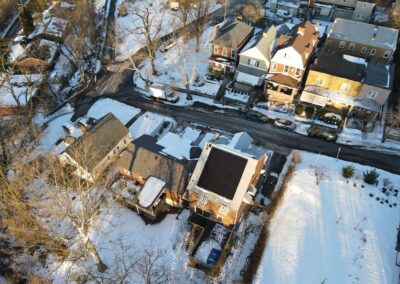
[389,2,400,29]
[63,0,98,69]
[8,141,113,274]
[242,3,262,25]
[188,0,211,52]
[129,2,164,76]
[386,108,400,129]
[174,35,202,100]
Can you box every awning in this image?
[300,91,328,107]
[236,72,260,86]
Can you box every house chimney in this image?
[216,24,220,35]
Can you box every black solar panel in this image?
[198,147,248,200]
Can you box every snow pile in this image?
[157,132,193,160]
[181,127,201,143]
[129,112,174,139]
[195,224,230,264]
[138,177,166,208]
[87,98,141,124]
[255,151,400,283]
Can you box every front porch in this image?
[209,55,235,74]
[265,83,297,105]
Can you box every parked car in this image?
[276,9,293,19]
[245,111,268,123]
[160,39,176,52]
[307,125,338,142]
[274,118,296,131]
[262,172,279,198]
[209,15,224,26]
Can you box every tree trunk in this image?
[185,83,192,101]
[86,236,108,273]
[150,57,157,76]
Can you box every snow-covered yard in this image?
[114,0,221,61]
[255,151,400,284]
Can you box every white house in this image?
[234,26,277,91]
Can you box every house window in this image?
[370,49,376,56]
[218,205,229,216]
[222,47,228,57]
[383,50,391,58]
[339,41,346,49]
[216,216,224,222]
[231,49,236,58]
[348,43,356,51]
[213,44,219,54]
[367,90,378,99]
[197,195,207,206]
[340,83,351,93]
[283,65,289,73]
[248,58,259,67]
[271,63,277,70]
[295,68,301,76]
[316,78,324,85]
[360,47,367,54]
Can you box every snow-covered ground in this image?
[255,151,400,284]
[114,0,221,61]
[134,24,218,92]
[339,126,400,154]
[87,98,141,124]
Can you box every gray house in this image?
[59,113,131,181]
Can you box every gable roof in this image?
[212,21,254,49]
[66,113,129,172]
[188,142,267,211]
[311,50,392,89]
[328,18,399,50]
[272,21,318,68]
[240,26,277,63]
[125,135,195,195]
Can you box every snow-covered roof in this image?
[29,17,68,39]
[328,18,399,50]
[138,177,166,208]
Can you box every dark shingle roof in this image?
[311,51,365,81]
[236,64,268,77]
[66,113,129,172]
[126,135,195,195]
[212,21,254,49]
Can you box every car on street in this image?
[307,125,338,142]
[276,9,293,19]
[274,118,296,131]
[245,111,268,123]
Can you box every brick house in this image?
[209,21,254,74]
[325,18,399,63]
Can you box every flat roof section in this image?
[197,147,248,200]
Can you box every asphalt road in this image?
[71,69,400,175]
